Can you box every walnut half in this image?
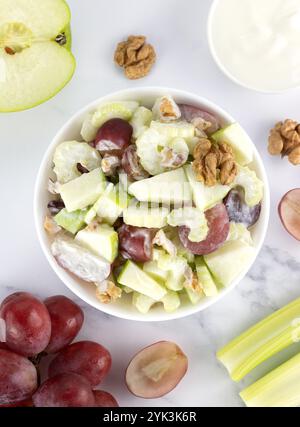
[114,35,156,80]
[268,119,300,165]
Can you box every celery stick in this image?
[240,352,300,407]
[217,298,300,381]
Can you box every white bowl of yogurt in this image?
[208,0,300,93]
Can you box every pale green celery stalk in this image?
[217,298,300,382]
[240,352,300,407]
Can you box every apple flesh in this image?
[0,0,75,112]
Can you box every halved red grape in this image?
[33,373,95,407]
[178,104,220,135]
[121,145,149,181]
[95,118,133,157]
[118,224,155,262]
[278,189,300,241]
[0,349,38,405]
[0,292,51,357]
[44,295,84,354]
[224,188,261,227]
[179,203,230,255]
[0,343,8,351]
[48,341,112,387]
[126,341,188,399]
[93,390,119,407]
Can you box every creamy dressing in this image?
[210,0,300,92]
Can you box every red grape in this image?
[121,145,149,181]
[224,188,261,227]
[33,373,95,407]
[178,104,220,135]
[93,390,119,407]
[0,398,33,407]
[0,343,9,350]
[278,189,300,241]
[95,118,133,157]
[0,292,51,357]
[126,341,188,399]
[0,349,38,405]
[48,341,112,387]
[44,295,84,354]
[179,203,230,255]
[118,224,155,262]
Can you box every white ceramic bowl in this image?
[34,87,270,322]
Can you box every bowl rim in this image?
[34,86,270,322]
[207,0,300,94]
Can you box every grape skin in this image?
[95,118,133,157]
[48,341,112,387]
[33,373,95,407]
[178,104,220,135]
[179,204,230,255]
[45,295,84,354]
[93,390,119,407]
[118,224,155,262]
[224,188,261,227]
[0,292,51,357]
[0,349,38,405]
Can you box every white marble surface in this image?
[1,0,300,407]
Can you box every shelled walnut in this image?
[114,35,156,80]
[268,119,300,165]
[192,138,237,186]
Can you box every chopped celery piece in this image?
[150,121,195,140]
[81,101,139,142]
[130,106,153,139]
[53,141,101,184]
[195,257,218,297]
[232,166,264,207]
[167,207,208,243]
[185,287,203,305]
[227,222,253,245]
[124,203,169,228]
[217,298,300,382]
[161,291,181,313]
[240,352,300,407]
[133,293,155,314]
[54,208,86,234]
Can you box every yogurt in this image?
[209,0,300,92]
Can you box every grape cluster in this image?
[0,293,118,407]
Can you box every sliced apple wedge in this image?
[0,0,75,112]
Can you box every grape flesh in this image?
[93,390,119,407]
[179,203,229,255]
[178,104,220,135]
[121,145,149,181]
[33,373,95,407]
[48,341,112,387]
[126,341,188,399]
[44,295,84,354]
[0,349,38,405]
[118,224,155,262]
[278,189,300,241]
[95,118,133,157]
[0,292,51,357]
[224,188,261,227]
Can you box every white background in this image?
[1,0,300,407]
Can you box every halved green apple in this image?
[0,0,75,112]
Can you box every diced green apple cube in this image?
[184,164,230,211]
[204,241,255,287]
[128,167,192,205]
[211,123,253,166]
[150,121,195,140]
[143,261,169,283]
[54,208,86,234]
[117,261,167,301]
[60,168,106,212]
[75,224,118,263]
